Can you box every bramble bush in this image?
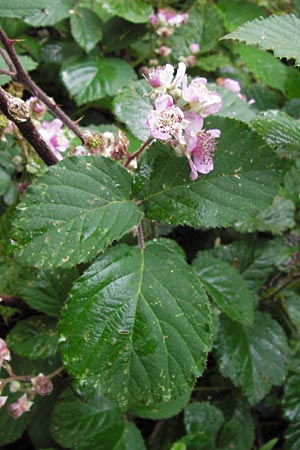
[0,0,300,449]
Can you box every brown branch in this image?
[0,28,85,144]
[0,294,29,312]
[124,137,153,167]
[0,86,59,165]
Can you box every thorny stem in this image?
[262,271,300,299]
[125,136,153,167]
[0,86,59,165]
[0,364,65,386]
[0,28,85,144]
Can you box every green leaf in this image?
[100,0,153,23]
[114,422,146,450]
[24,0,75,26]
[59,240,212,408]
[192,256,254,325]
[7,316,58,359]
[61,57,136,105]
[135,117,283,228]
[113,80,152,141]
[129,389,191,419]
[258,438,279,450]
[284,420,300,450]
[282,372,300,421]
[217,0,266,32]
[223,14,300,67]
[70,8,103,54]
[170,444,186,450]
[216,312,289,404]
[51,388,124,450]
[203,238,288,293]
[0,55,38,85]
[244,85,278,112]
[196,54,232,73]
[233,195,295,235]
[103,17,146,52]
[170,3,224,57]
[184,403,224,437]
[0,0,61,18]
[215,87,256,123]
[251,112,300,159]
[13,156,142,268]
[284,162,300,205]
[28,383,63,450]
[16,267,79,317]
[237,44,287,93]
[217,401,255,450]
[284,291,300,330]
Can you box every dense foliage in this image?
[0,0,300,449]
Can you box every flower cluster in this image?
[145,62,222,179]
[149,8,189,64]
[0,339,54,419]
[72,129,135,167]
[149,8,188,37]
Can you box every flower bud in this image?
[31,373,53,396]
[9,394,33,419]
[26,97,47,119]
[9,381,21,393]
[0,338,11,368]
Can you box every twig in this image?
[125,137,153,167]
[0,86,59,165]
[0,28,85,144]
[262,271,300,299]
[0,47,15,76]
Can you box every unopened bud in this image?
[0,338,11,368]
[26,97,47,119]
[9,381,21,393]
[9,394,33,419]
[31,373,53,396]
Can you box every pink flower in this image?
[147,62,186,92]
[182,77,222,116]
[184,112,204,149]
[189,43,200,54]
[31,373,53,396]
[222,78,241,93]
[147,94,184,141]
[155,46,172,57]
[9,394,33,419]
[187,129,221,179]
[150,8,188,28]
[39,119,70,161]
[0,338,10,368]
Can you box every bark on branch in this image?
[0,86,59,166]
